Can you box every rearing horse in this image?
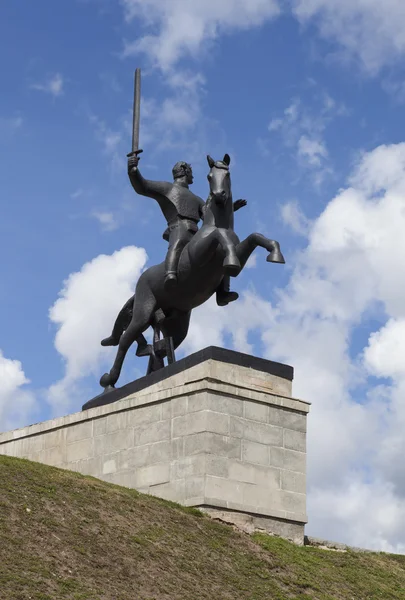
[100,153,285,389]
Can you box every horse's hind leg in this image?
[236,233,285,268]
[100,291,156,388]
[101,295,134,346]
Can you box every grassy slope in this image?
[0,455,404,600]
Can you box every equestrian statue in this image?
[98,68,285,392]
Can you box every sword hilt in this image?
[127,149,143,158]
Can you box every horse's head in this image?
[207,153,231,206]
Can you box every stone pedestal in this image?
[0,347,310,544]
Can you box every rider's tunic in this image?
[129,167,205,277]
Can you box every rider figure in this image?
[127,153,245,303]
[100,154,246,348]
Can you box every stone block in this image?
[66,438,94,463]
[242,482,279,511]
[244,401,268,423]
[117,446,150,471]
[185,476,205,501]
[244,420,283,447]
[171,455,206,480]
[270,447,306,474]
[66,421,92,443]
[43,429,66,450]
[284,429,306,453]
[189,391,243,417]
[281,470,306,494]
[134,420,170,446]
[280,490,306,514]
[149,480,185,503]
[229,416,244,438]
[205,411,230,435]
[149,440,171,464]
[38,446,65,467]
[185,432,241,459]
[205,455,229,478]
[127,404,162,428]
[0,441,14,455]
[105,471,136,488]
[94,428,134,457]
[93,418,107,437]
[170,397,188,417]
[277,409,306,433]
[106,412,128,433]
[134,463,170,488]
[228,460,280,489]
[21,436,44,455]
[172,412,206,438]
[241,440,269,466]
[171,437,184,460]
[103,457,118,475]
[205,475,244,504]
[76,457,102,477]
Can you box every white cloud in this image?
[31,73,64,97]
[0,351,38,433]
[136,70,206,153]
[91,210,119,231]
[364,318,405,380]
[267,93,344,184]
[48,246,147,413]
[280,199,311,235]
[291,0,405,75]
[297,135,328,167]
[121,0,281,70]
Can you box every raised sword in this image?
[127,67,143,158]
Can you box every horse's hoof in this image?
[223,256,241,276]
[100,373,113,388]
[267,251,285,264]
[101,335,119,347]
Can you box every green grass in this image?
[1,455,404,599]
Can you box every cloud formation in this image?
[31,73,64,97]
[48,246,147,413]
[291,0,405,75]
[0,351,37,433]
[121,0,281,70]
[268,93,345,185]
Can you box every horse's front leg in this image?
[214,228,241,275]
[236,233,285,269]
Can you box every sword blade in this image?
[131,68,141,154]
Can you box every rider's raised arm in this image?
[128,166,169,198]
[127,155,170,198]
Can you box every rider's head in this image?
[172,161,193,185]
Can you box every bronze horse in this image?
[100,153,285,389]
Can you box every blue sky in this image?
[2,0,405,551]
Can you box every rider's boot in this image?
[216,275,239,306]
